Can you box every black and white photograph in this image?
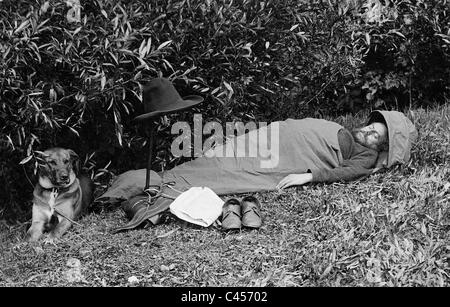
[0,0,449,292]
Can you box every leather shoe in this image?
[241,196,262,228]
[221,198,242,230]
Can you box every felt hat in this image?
[134,78,204,121]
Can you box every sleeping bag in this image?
[96,110,417,231]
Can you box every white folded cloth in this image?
[169,187,224,227]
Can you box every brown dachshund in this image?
[26,147,93,242]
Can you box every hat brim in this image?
[133,95,204,121]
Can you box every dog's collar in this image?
[42,186,59,192]
[40,185,70,194]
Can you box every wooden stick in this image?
[145,120,154,190]
[54,208,83,227]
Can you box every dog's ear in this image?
[67,149,80,174]
[34,150,50,175]
[35,150,49,163]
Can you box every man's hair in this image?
[377,136,389,152]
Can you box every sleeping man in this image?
[276,114,389,189]
[96,109,417,231]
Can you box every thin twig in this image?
[22,165,35,189]
[54,209,83,227]
[304,71,340,106]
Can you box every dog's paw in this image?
[25,232,41,243]
[13,241,29,249]
[43,237,59,246]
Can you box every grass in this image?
[1,104,449,287]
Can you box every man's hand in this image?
[276,173,313,190]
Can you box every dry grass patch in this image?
[1,105,449,287]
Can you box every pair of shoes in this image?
[221,196,262,230]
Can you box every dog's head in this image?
[36,147,79,189]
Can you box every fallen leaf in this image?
[128,276,140,284]
[64,258,85,283]
[160,265,170,271]
[157,227,180,238]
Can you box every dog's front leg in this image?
[48,201,75,239]
[26,221,46,242]
[48,217,72,240]
[26,205,49,242]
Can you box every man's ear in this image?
[379,141,389,152]
[67,149,80,174]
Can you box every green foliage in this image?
[350,0,450,109]
[0,0,449,220]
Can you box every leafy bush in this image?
[342,0,450,110]
[0,0,449,220]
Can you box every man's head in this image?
[364,110,418,168]
[352,121,389,151]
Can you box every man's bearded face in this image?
[352,122,388,151]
